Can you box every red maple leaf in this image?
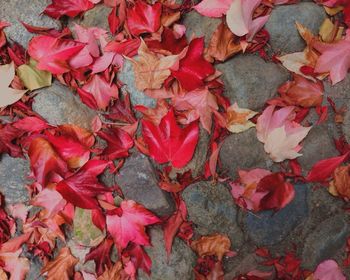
[56,159,112,209]
[171,37,215,91]
[106,200,160,250]
[28,35,84,74]
[85,238,114,276]
[97,127,134,160]
[126,1,162,36]
[141,109,199,168]
[28,137,68,187]
[44,0,95,19]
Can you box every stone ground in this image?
[1,1,350,279]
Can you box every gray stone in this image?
[265,2,325,53]
[0,0,60,48]
[245,184,309,246]
[220,129,272,178]
[183,11,221,45]
[216,54,289,111]
[0,155,30,205]
[115,152,175,216]
[302,214,350,269]
[71,4,111,31]
[139,227,196,280]
[298,124,338,171]
[25,256,44,280]
[182,182,244,248]
[119,60,156,107]
[33,82,96,130]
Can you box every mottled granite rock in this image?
[139,227,196,280]
[216,54,289,111]
[182,182,244,248]
[220,129,272,178]
[0,155,30,205]
[33,82,96,130]
[115,152,175,216]
[265,2,325,53]
[302,214,350,269]
[0,0,60,48]
[245,184,309,246]
[183,11,221,45]
[298,124,338,171]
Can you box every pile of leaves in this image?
[1,0,350,279]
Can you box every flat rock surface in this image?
[183,11,221,45]
[139,227,196,280]
[302,214,350,269]
[182,182,244,248]
[0,0,60,48]
[0,155,30,205]
[265,2,325,53]
[220,129,273,177]
[216,54,289,111]
[115,152,175,217]
[33,82,96,130]
[245,184,309,246]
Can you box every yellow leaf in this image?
[226,103,257,133]
[0,62,27,108]
[324,6,343,16]
[319,18,344,43]
[17,58,52,91]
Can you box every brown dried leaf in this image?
[207,22,241,62]
[97,261,124,280]
[331,165,350,199]
[130,40,178,91]
[41,247,78,280]
[191,234,231,261]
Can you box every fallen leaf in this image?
[306,153,348,182]
[256,105,311,162]
[131,40,178,91]
[28,35,84,74]
[226,0,269,40]
[17,58,52,91]
[28,137,68,187]
[41,247,78,280]
[85,238,114,276]
[106,200,160,250]
[276,74,324,108]
[44,0,95,19]
[313,34,350,84]
[141,109,199,168]
[193,0,232,17]
[171,38,215,91]
[56,160,112,209]
[330,165,350,199]
[191,234,232,261]
[313,259,346,280]
[225,103,257,133]
[172,87,218,133]
[81,74,119,110]
[126,1,162,36]
[0,62,27,108]
[207,22,242,62]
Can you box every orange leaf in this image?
[41,247,78,280]
[191,234,232,261]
